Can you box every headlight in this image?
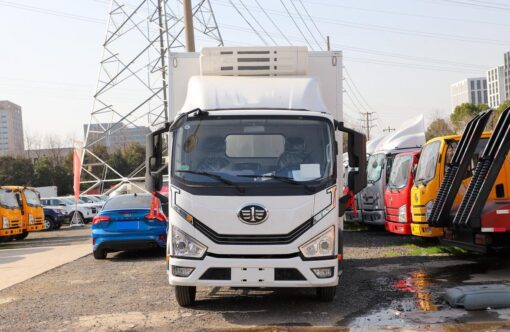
[398,205,407,222]
[2,216,9,229]
[29,214,34,225]
[299,226,335,258]
[425,200,434,221]
[171,226,207,259]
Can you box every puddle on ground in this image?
[347,257,510,329]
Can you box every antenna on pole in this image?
[382,126,395,133]
[81,0,223,196]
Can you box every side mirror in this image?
[146,122,170,193]
[59,203,66,207]
[335,121,367,217]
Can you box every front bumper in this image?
[385,221,411,235]
[411,222,444,237]
[345,210,362,223]
[362,210,385,225]
[27,224,45,232]
[0,228,23,236]
[168,255,339,288]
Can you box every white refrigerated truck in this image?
[146,47,366,306]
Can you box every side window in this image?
[444,141,457,174]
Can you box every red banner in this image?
[73,149,82,203]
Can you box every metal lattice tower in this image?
[81,0,223,194]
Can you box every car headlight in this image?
[29,214,34,225]
[299,226,335,258]
[171,226,207,259]
[425,200,434,221]
[2,216,9,229]
[398,205,407,222]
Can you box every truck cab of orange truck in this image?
[0,188,23,241]
[384,150,420,235]
[1,186,45,240]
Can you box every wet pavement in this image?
[0,227,509,330]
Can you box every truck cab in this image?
[0,188,23,241]
[410,133,497,238]
[2,186,45,240]
[146,47,366,306]
[384,150,420,235]
[360,116,425,226]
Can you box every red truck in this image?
[384,150,421,235]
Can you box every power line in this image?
[253,0,292,45]
[279,0,313,49]
[359,112,377,141]
[238,0,277,45]
[382,126,396,133]
[228,0,268,45]
[288,0,323,50]
[298,0,326,42]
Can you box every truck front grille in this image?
[9,219,21,229]
[192,217,314,245]
[35,217,44,225]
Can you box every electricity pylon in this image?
[81,0,223,194]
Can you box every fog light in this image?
[311,267,334,279]
[172,265,195,277]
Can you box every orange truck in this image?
[1,186,45,240]
[0,188,23,242]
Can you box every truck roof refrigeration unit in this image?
[146,47,366,306]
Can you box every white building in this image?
[450,77,488,110]
[0,101,24,156]
[505,51,510,101]
[487,66,506,108]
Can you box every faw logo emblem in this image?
[238,204,268,224]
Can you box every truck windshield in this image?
[414,141,440,185]
[388,154,412,189]
[172,116,334,186]
[24,189,42,207]
[367,153,385,184]
[0,189,19,209]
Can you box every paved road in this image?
[0,228,510,331]
[0,226,91,291]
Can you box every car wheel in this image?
[175,286,196,307]
[44,217,54,231]
[14,231,29,241]
[93,249,107,259]
[316,286,337,302]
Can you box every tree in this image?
[123,143,146,176]
[426,118,454,141]
[490,99,510,128]
[450,103,489,133]
[0,157,34,186]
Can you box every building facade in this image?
[0,101,24,156]
[487,66,506,108]
[450,78,488,110]
[505,51,510,101]
[84,123,151,151]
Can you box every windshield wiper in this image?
[237,174,316,193]
[176,170,245,193]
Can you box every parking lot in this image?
[1,226,510,331]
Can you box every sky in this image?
[0,0,509,146]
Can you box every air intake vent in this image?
[200,46,308,76]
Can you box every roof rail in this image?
[427,109,492,227]
[452,106,510,228]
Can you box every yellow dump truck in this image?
[0,188,23,242]
[1,186,45,240]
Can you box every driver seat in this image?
[196,137,229,172]
[277,137,307,170]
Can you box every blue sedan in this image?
[91,194,167,259]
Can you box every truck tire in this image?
[44,217,55,231]
[93,249,107,259]
[14,231,29,241]
[316,286,337,302]
[175,286,196,307]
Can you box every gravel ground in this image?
[1,226,510,331]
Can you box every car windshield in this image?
[80,197,94,203]
[103,194,153,210]
[24,189,41,207]
[367,153,385,183]
[61,198,76,205]
[172,116,334,185]
[415,141,440,185]
[388,154,413,189]
[0,189,19,209]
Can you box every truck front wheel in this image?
[175,286,196,307]
[316,286,337,302]
[14,231,28,241]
